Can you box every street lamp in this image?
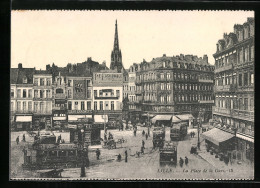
[80,128,86,177]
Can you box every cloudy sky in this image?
[11,10,254,69]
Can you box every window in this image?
[17,101,21,111]
[23,101,26,112]
[87,90,91,98]
[81,101,85,110]
[167,73,170,79]
[250,73,254,85]
[34,78,38,86]
[46,78,51,86]
[34,90,38,98]
[94,101,97,110]
[40,102,44,113]
[250,98,254,111]
[68,80,72,87]
[161,96,164,103]
[239,74,243,86]
[160,73,164,79]
[56,88,63,94]
[34,102,38,112]
[100,101,103,110]
[40,90,43,98]
[22,89,26,98]
[11,89,14,98]
[23,77,27,84]
[244,72,248,86]
[167,95,171,102]
[17,89,21,98]
[87,101,91,110]
[74,102,78,110]
[250,45,254,60]
[161,83,164,90]
[111,101,114,111]
[28,89,32,98]
[11,102,14,111]
[239,98,243,110]
[244,98,248,110]
[94,90,97,97]
[68,101,72,110]
[40,78,45,86]
[116,90,120,97]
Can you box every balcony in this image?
[52,106,67,111]
[94,96,119,100]
[13,110,34,114]
[212,107,231,116]
[237,127,254,137]
[135,90,142,95]
[198,100,214,104]
[55,93,66,99]
[33,97,52,101]
[214,84,237,92]
[237,85,254,92]
[231,109,254,122]
[198,79,214,83]
[214,64,233,73]
[33,110,52,115]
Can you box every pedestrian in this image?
[179,157,184,167]
[185,156,189,165]
[134,130,136,137]
[23,134,26,142]
[145,133,148,140]
[117,154,122,161]
[190,132,192,138]
[152,141,155,149]
[16,136,19,145]
[119,124,121,131]
[142,140,145,149]
[148,126,150,137]
[96,148,101,160]
[125,150,128,163]
[136,151,140,157]
[142,130,145,136]
[141,146,144,154]
[193,132,196,138]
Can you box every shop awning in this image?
[16,116,32,122]
[151,115,172,123]
[172,115,182,123]
[236,133,254,143]
[53,117,67,121]
[201,128,234,146]
[94,115,108,123]
[68,115,92,121]
[142,113,154,117]
[176,114,194,121]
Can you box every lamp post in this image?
[80,128,86,177]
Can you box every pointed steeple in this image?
[110,20,123,72]
[114,19,119,51]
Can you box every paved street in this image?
[10,126,253,180]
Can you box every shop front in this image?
[15,115,33,131]
[69,118,102,146]
[235,133,254,164]
[52,110,67,130]
[33,115,52,130]
[201,128,235,163]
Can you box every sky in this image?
[11,10,254,69]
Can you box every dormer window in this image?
[23,77,27,84]
[163,62,166,68]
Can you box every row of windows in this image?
[94,90,120,98]
[68,101,91,110]
[11,101,51,113]
[34,78,52,86]
[93,101,120,111]
[238,72,254,87]
[34,90,52,98]
[175,94,212,102]
[215,97,254,111]
[11,89,33,98]
[174,83,213,91]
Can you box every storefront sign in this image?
[16,116,32,122]
[68,110,92,114]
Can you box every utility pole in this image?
[80,128,86,177]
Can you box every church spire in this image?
[110,20,123,72]
[114,19,119,51]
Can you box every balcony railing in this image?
[214,64,233,73]
[55,93,66,99]
[232,109,254,121]
[198,100,214,104]
[198,79,214,83]
[12,110,34,114]
[212,107,231,115]
[33,110,52,115]
[214,84,237,92]
[237,85,254,92]
[94,96,119,100]
[52,106,67,111]
[237,127,254,137]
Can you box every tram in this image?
[170,122,188,141]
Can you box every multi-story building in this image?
[52,71,68,129]
[212,17,254,163]
[66,74,93,123]
[10,64,34,130]
[33,70,53,129]
[93,70,123,121]
[135,54,215,125]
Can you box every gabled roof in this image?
[10,68,19,84]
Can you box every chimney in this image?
[102,61,106,67]
[203,55,208,64]
[18,63,22,69]
[46,64,51,71]
[180,54,184,60]
[163,54,166,57]
[87,57,92,61]
[216,44,219,52]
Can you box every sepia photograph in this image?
[10,10,254,180]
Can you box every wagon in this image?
[103,139,116,150]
